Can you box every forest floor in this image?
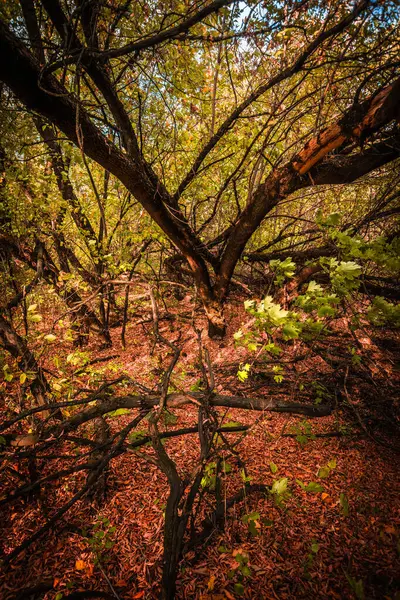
[0,291,399,600]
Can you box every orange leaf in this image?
[133,592,145,599]
[384,525,396,534]
[75,560,86,571]
[208,575,216,591]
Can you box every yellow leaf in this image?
[75,559,86,570]
[208,575,216,591]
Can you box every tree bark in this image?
[0,314,49,407]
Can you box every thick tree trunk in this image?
[205,300,226,338]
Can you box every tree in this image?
[0,0,398,335]
[0,5,399,596]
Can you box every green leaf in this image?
[271,477,288,495]
[269,462,278,474]
[317,466,331,479]
[325,212,341,227]
[340,492,349,516]
[307,281,323,293]
[311,542,319,553]
[241,564,252,576]
[327,458,337,470]
[282,322,301,339]
[106,408,131,417]
[237,363,251,382]
[4,371,13,382]
[44,334,57,343]
[298,481,324,493]
[244,300,255,310]
[247,342,258,352]
[233,582,245,596]
[317,305,336,318]
[240,469,252,484]
[222,460,232,474]
[19,373,27,384]
[296,434,308,446]
[306,482,324,493]
[242,511,260,523]
[29,314,42,323]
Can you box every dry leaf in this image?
[75,559,86,571]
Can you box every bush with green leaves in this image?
[234,216,399,384]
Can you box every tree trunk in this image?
[205,301,226,339]
[0,314,49,407]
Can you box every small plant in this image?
[303,540,320,579]
[201,461,217,491]
[241,511,261,536]
[345,572,365,600]
[292,419,316,446]
[161,409,178,426]
[84,517,116,565]
[269,256,296,286]
[227,551,252,596]
[270,477,291,506]
[317,458,337,479]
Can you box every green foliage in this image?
[303,539,320,579]
[328,259,362,294]
[85,517,116,565]
[227,552,252,596]
[269,257,296,286]
[340,492,350,517]
[128,431,150,446]
[292,420,316,446]
[237,362,251,383]
[161,409,178,426]
[241,511,260,536]
[240,469,253,484]
[27,304,42,323]
[270,477,291,506]
[296,480,324,493]
[106,408,131,418]
[201,462,217,491]
[316,209,342,228]
[317,458,337,479]
[345,573,365,600]
[368,297,400,327]
[296,280,339,318]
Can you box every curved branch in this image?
[174,0,372,201]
